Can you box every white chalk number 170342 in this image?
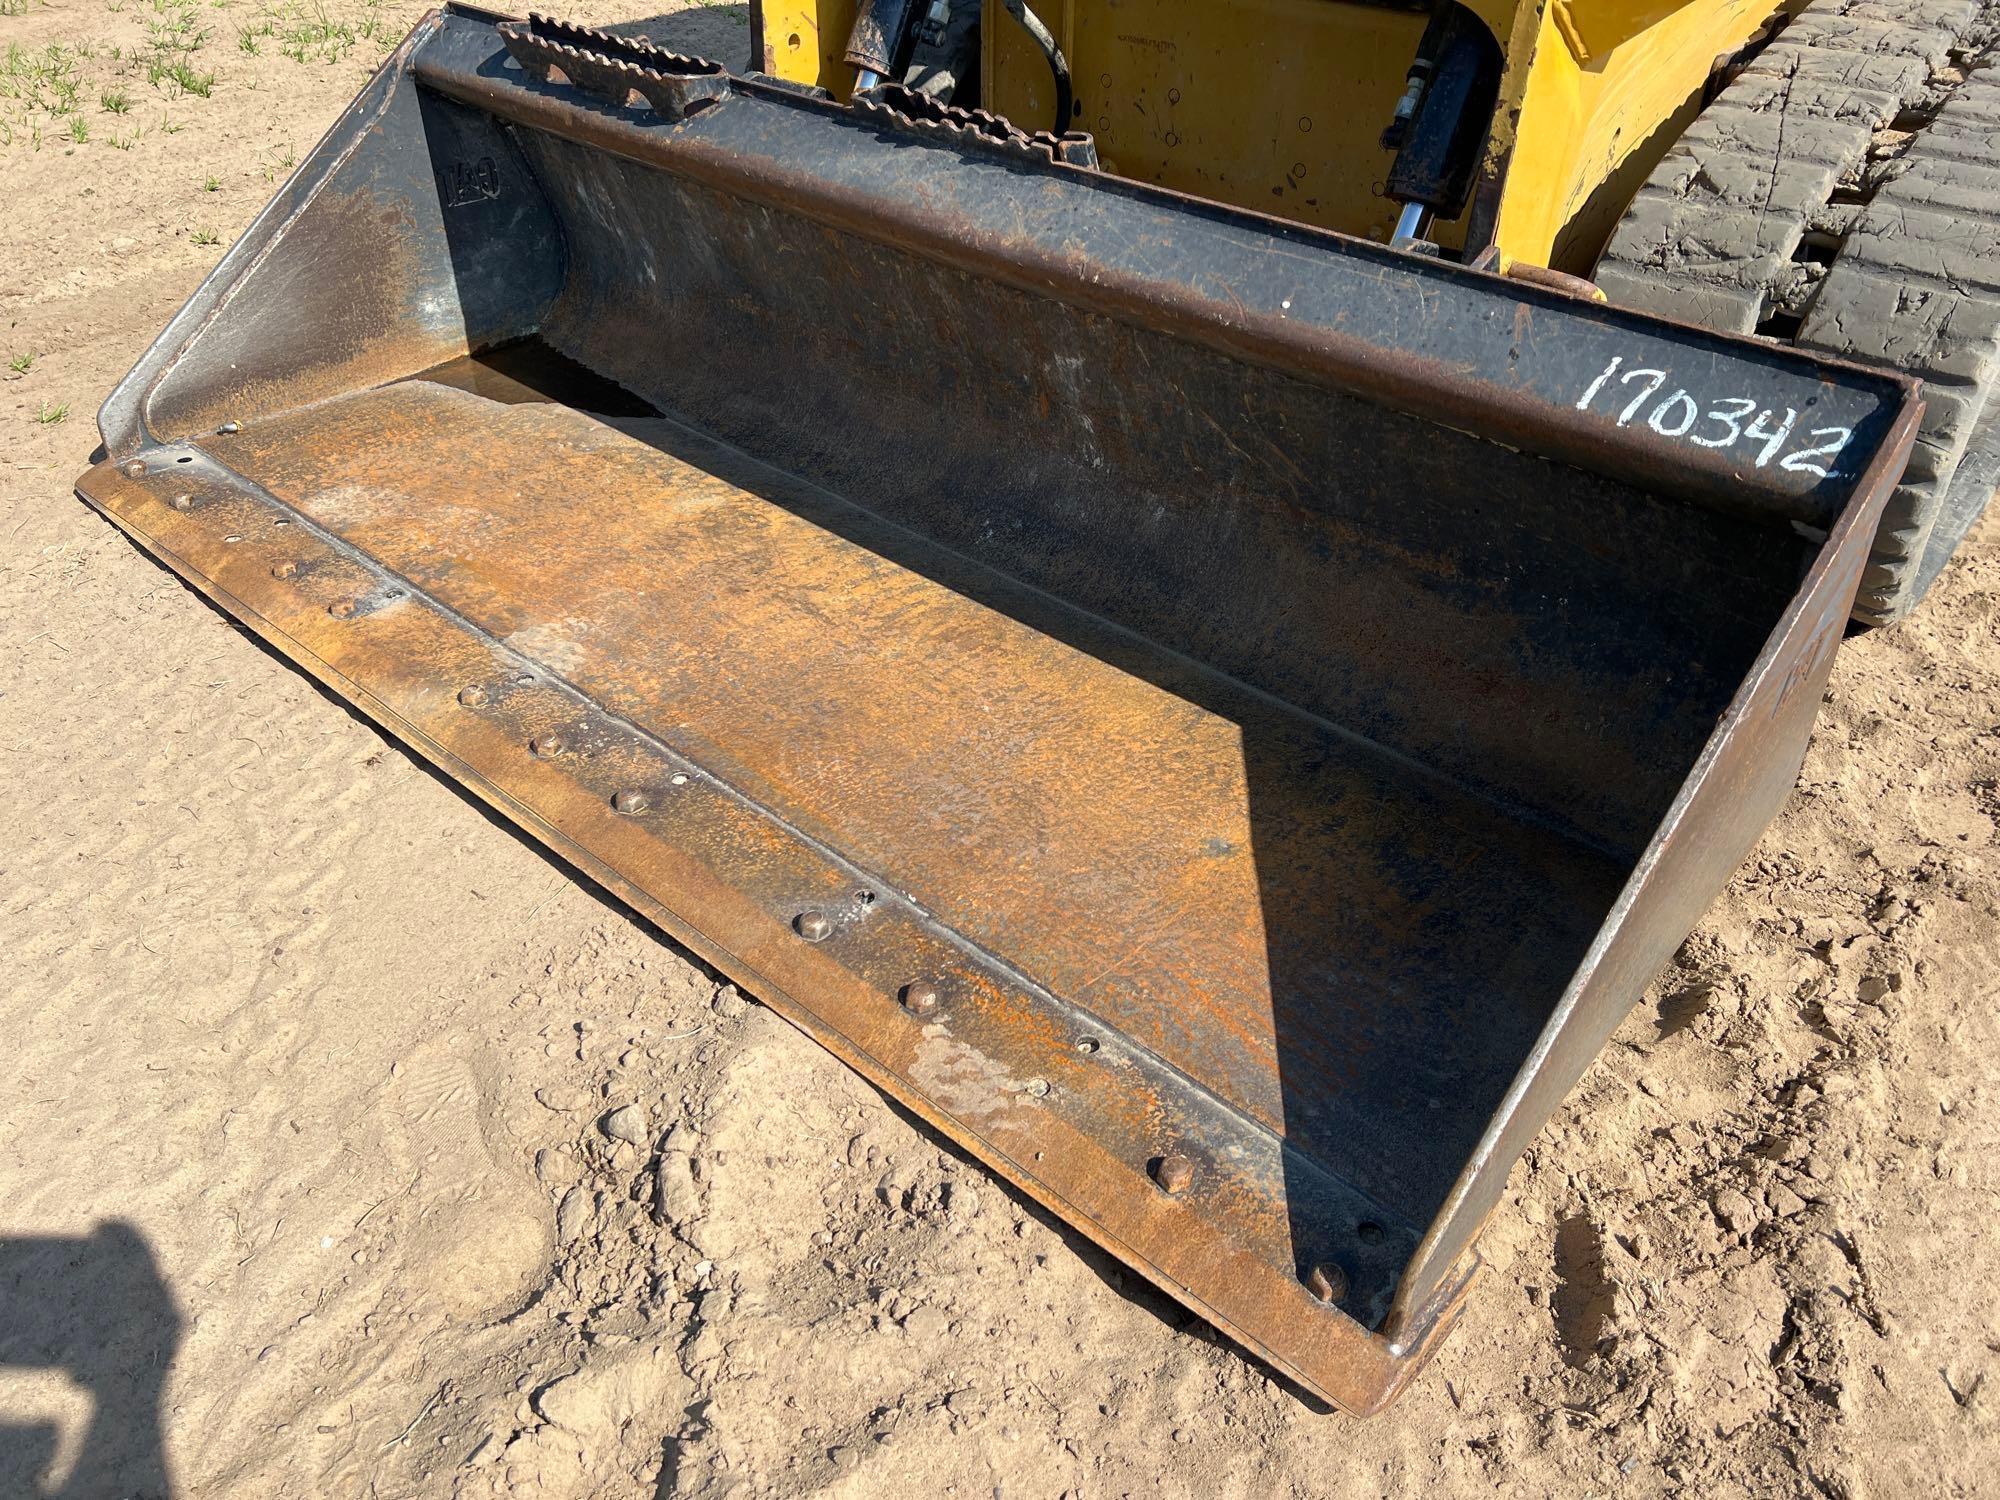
[1575,357,1854,479]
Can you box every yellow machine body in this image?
[752,0,1791,268]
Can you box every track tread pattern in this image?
[1598,0,2000,622]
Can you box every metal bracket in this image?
[849,80,1098,168]
[497,13,728,122]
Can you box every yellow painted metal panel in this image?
[1494,0,1784,269]
[983,0,1437,241]
[754,0,860,88]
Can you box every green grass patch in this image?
[191,225,219,245]
[143,16,210,55]
[262,1,358,64]
[136,0,218,106]
[8,352,34,375]
[148,57,214,97]
[100,87,131,113]
[0,43,84,116]
[34,401,68,425]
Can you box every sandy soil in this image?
[3,1,1999,1494]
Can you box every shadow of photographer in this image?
[0,1221,181,1499]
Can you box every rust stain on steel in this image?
[75,426,1459,1414]
[202,381,1627,1190]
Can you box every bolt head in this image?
[120,459,147,479]
[531,733,566,759]
[900,979,940,1014]
[218,421,241,434]
[611,788,651,815]
[794,909,834,942]
[1152,1153,1193,1195]
[1305,1263,1349,1304]
[456,684,488,707]
[169,493,195,512]
[271,560,298,580]
[327,599,357,619]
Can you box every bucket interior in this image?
[130,75,1826,1315]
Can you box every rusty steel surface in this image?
[77,6,1922,1413]
[75,413,1471,1412]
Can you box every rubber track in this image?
[1597,0,2000,622]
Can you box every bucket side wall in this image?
[142,82,566,446]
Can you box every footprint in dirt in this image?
[378,1046,549,1319]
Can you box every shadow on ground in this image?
[0,1222,182,1499]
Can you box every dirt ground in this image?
[3,1,1999,1494]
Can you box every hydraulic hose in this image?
[1003,0,1072,134]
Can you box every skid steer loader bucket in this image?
[77,7,1921,1413]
